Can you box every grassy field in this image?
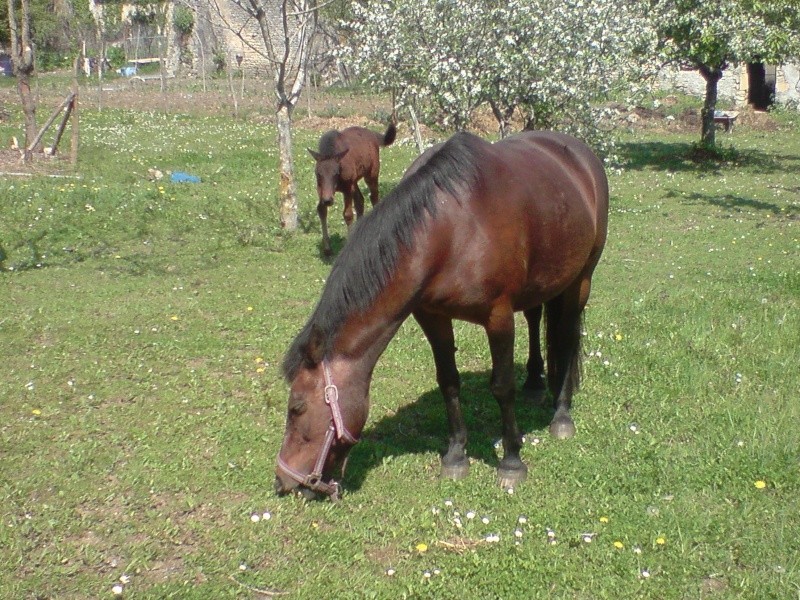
[1,81,799,599]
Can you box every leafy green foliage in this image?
[172,4,194,36]
[652,0,800,145]
[5,0,97,68]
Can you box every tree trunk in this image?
[408,105,424,154]
[489,100,514,139]
[8,0,39,161]
[17,75,38,159]
[277,102,298,231]
[699,65,723,147]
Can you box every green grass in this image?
[1,87,799,599]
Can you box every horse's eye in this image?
[288,395,306,416]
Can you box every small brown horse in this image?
[278,130,609,500]
[308,122,397,255]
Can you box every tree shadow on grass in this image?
[342,368,556,493]
[671,190,789,216]
[616,140,786,175]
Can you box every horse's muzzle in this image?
[274,474,294,496]
[274,476,324,501]
[319,197,335,207]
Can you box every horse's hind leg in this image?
[545,278,591,439]
[522,305,547,407]
[317,202,332,256]
[413,309,469,480]
[365,174,380,207]
[486,305,527,488]
[353,185,366,219]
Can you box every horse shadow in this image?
[341,368,554,492]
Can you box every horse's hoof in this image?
[497,465,527,489]
[549,418,576,439]
[440,461,470,481]
[523,386,548,408]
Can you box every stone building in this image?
[660,63,800,110]
[89,0,299,78]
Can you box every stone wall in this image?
[187,0,295,79]
[659,63,800,109]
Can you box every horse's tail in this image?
[382,122,397,147]
[544,298,583,399]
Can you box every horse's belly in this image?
[419,231,593,322]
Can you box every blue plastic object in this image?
[170,172,201,183]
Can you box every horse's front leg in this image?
[413,309,469,480]
[486,305,527,489]
[317,202,332,256]
[342,189,355,232]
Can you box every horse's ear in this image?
[303,324,326,367]
[308,148,322,161]
[334,148,349,162]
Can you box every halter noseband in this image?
[276,360,358,500]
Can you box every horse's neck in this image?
[334,309,407,378]
[332,277,418,383]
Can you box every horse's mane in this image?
[318,130,340,156]
[282,132,484,382]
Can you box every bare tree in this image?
[7,0,39,162]
[208,0,319,230]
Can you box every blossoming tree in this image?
[344,0,660,149]
[652,0,800,148]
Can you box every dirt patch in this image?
[0,147,76,177]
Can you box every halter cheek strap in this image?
[276,360,358,500]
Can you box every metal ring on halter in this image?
[276,360,358,499]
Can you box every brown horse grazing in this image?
[278,130,609,500]
[308,122,397,255]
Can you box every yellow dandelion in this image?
[32,409,42,415]
[754,480,767,489]
[170,315,179,321]
[614,333,623,341]
[256,367,265,374]
[415,543,428,553]
[599,516,609,523]
[311,521,319,529]
[613,541,624,549]
[255,357,264,363]
[247,306,254,312]
[656,537,666,545]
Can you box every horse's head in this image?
[308,148,349,206]
[276,333,364,500]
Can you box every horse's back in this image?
[339,127,383,180]
[416,131,608,316]
[495,131,607,216]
